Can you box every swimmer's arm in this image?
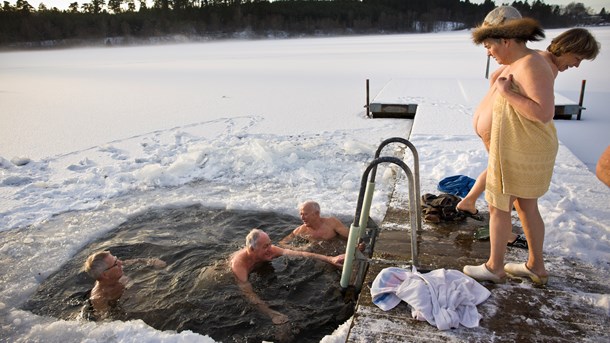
[331,218,349,240]
[278,231,296,248]
[235,278,288,324]
[333,219,366,251]
[276,246,345,268]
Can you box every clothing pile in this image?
[421,193,466,223]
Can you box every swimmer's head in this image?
[246,228,264,250]
[299,200,320,224]
[246,228,274,261]
[299,200,320,214]
[84,251,112,280]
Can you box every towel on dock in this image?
[486,93,558,211]
[370,266,491,330]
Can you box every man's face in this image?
[253,233,274,262]
[103,254,123,280]
[556,52,584,72]
[300,205,319,225]
[483,39,507,65]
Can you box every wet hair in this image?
[547,28,600,60]
[246,228,264,250]
[472,6,544,45]
[299,200,320,214]
[84,251,111,280]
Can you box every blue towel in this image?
[437,175,476,198]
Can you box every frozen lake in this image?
[1,28,609,342]
[2,28,609,169]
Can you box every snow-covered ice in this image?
[1,27,609,342]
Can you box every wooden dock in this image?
[368,78,586,120]
[345,83,609,341]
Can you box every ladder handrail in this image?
[371,137,422,228]
[341,153,421,289]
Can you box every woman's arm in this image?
[496,57,555,123]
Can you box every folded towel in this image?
[486,93,558,211]
[370,266,491,330]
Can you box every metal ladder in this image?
[340,137,422,291]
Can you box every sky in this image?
[0,28,609,342]
[22,0,610,13]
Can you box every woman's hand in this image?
[496,74,513,95]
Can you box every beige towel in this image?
[486,93,558,212]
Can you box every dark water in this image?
[23,205,354,343]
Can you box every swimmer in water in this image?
[279,200,364,251]
[83,250,166,317]
[231,228,344,325]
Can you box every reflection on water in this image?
[23,205,354,343]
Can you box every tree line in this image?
[1,0,607,48]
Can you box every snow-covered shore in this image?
[1,28,609,342]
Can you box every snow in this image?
[1,27,609,342]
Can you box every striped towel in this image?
[486,93,558,211]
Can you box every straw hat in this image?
[472,6,545,44]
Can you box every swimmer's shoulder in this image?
[293,224,308,234]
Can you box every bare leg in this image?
[456,169,486,214]
[486,201,513,277]
[513,198,547,277]
[458,170,519,245]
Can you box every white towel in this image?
[370,266,491,330]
